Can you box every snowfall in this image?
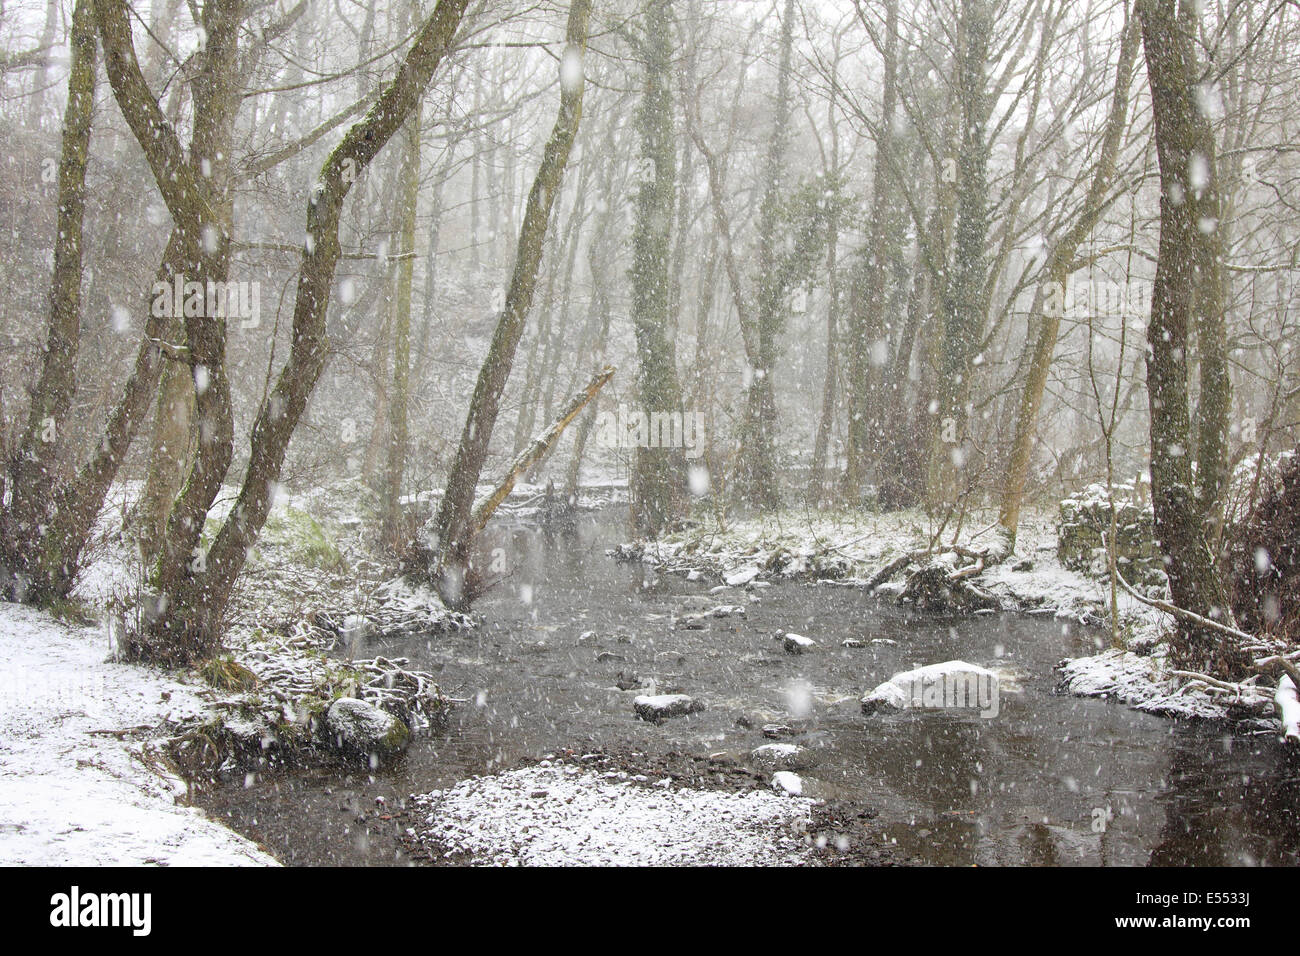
[0,602,276,865]
[0,483,1285,866]
[0,600,832,866]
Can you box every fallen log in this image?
[469,365,615,536]
[1115,568,1253,644]
[1117,568,1300,720]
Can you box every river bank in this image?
[6,489,1296,866]
[618,506,1280,726]
[0,602,275,865]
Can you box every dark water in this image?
[198,509,1300,866]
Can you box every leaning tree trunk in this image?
[1137,0,1245,676]
[430,0,592,607]
[98,0,471,662]
[1,0,97,601]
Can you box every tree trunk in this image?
[735,0,797,511]
[842,0,898,502]
[1137,0,1244,676]
[807,46,844,509]
[382,102,423,550]
[137,350,196,563]
[2,0,98,601]
[628,0,689,534]
[927,0,993,511]
[430,0,592,606]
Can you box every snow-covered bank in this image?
[405,761,814,866]
[619,506,1147,623]
[1055,647,1274,723]
[61,480,470,769]
[618,506,1285,728]
[0,603,277,865]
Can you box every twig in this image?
[1114,568,1254,643]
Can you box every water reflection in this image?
[199,507,1300,866]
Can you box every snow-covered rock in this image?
[861,660,1000,717]
[1275,675,1300,744]
[325,697,410,760]
[725,566,761,587]
[751,743,815,771]
[783,633,817,654]
[770,771,803,796]
[633,694,705,722]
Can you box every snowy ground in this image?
[1056,647,1275,722]
[406,761,814,866]
[0,603,277,865]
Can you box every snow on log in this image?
[1275,675,1300,745]
[470,365,615,535]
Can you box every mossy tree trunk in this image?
[138,353,196,564]
[926,0,993,511]
[842,0,898,504]
[1137,0,1245,675]
[733,0,798,511]
[1,0,98,602]
[382,99,423,551]
[430,0,591,605]
[628,0,688,534]
[97,0,244,657]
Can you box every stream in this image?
[197,508,1300,866]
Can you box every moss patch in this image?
[198,655,259,692]
[257,506,345,570]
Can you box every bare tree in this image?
[94,0,472,660]
[1137,0,1244,675]
[1,0,98,602]
[429,0,592,606]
